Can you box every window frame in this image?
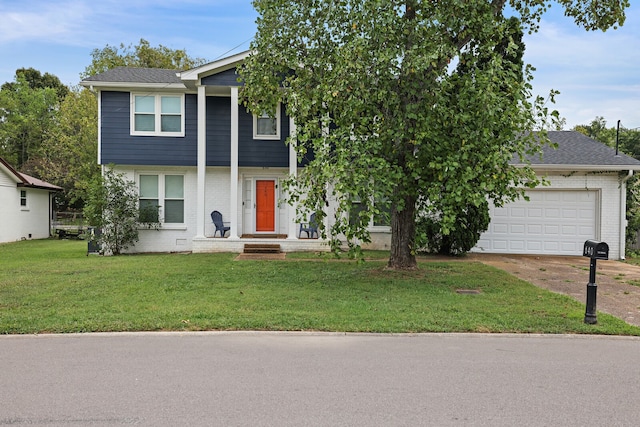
[137,173,186,228]
[253,103,281,140]
[131,93,185,137]
[349,196,391,232]
[19,189,27,208]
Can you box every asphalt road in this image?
[1,332,639,426]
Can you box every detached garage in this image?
[473,131,640,259]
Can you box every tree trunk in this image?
[387,193,417,270]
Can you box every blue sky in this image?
[1,0,638,129]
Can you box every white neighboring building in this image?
[0,158,62,243]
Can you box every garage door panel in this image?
[475,190,597,255]
[561,224,578,236]
[494,223,508,234]
[510,224,525,234]
[528,192,545,202]
[526,241,543,250]
[544,225,559,234]
[509,241,525,250]
[579,209,594,219]
[528,208,543,218]
[545,208,561,218]
[527,224,543,234]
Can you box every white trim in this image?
[97,91,102,165]
[620,170,634,259]
[287,117,298,239]
[130,93,185,137]
[253,103,281,140]
[230,87,240,239]
[19,189,28,210]
[252,178,279,234]
[80,82,186,90]
[136,172,186,226]
[524,164,640,172]
[196,85,206,238]
[178,50,250,82]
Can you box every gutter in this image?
[620,170,634,260]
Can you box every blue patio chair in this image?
[299,212,319,239]
[211,210,231,237]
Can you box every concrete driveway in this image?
[469,253,640,326]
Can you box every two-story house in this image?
[81,50,640,259]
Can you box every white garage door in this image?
[474,190,598,255]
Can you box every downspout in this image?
[620,170,634,260]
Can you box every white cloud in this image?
[0,1,92,44]
[523,7,640,128]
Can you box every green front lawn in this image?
[1,239,638,335]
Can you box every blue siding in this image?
[238,108,290,167]
[202,68,243,86]
[100,91,295,168]
[100,91,198,166]
[206,97,231,166]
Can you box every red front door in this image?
[256,180,275,232]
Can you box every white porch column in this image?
[287,117,298,239]
[229,87,240,239]
[195,85,206,238]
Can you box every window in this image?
[20,190,27,207]
[139,174,184,224]
[253,104,280,140]
[349,197,390,229]
[132,94,184,136]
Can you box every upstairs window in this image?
[20,190,27,207]
[132,94,184,137]
[253,103,280,140]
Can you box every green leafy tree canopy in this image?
[0,74,61,169]
[81,38,208,79]
[241,0,629,270]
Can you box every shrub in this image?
[83,168,160,255]
[416,200,490,256]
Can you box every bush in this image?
[416,200,490,256]
[83,168,160,255]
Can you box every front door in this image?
[255,180,276,232]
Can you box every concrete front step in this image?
[243,244,281,254]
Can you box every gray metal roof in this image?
[523,131,640,168]
[82,67,182,84]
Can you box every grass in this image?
[1,239,639,335]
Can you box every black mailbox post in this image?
[582,240,609,324]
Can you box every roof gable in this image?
[178,50,250,83]
[0,158,62,191]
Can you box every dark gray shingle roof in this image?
[82,67,182,84]
[524,131,640,168]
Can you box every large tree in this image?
[241,0,629,270]
[36,86,99,210]
[0,73,61,169]
[574,116,640,249]
[81,38,208,79]
[573,116,616,147]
